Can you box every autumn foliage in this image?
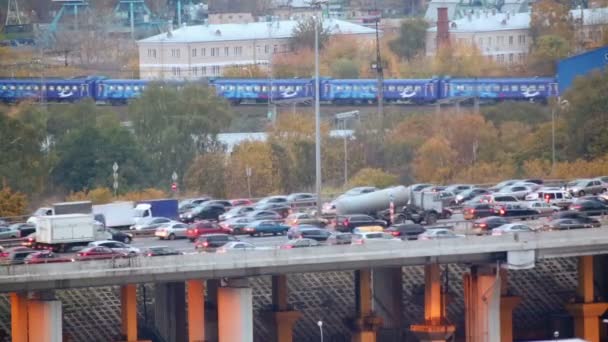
[0,187,28,218]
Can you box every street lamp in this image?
[112,162,119,197]
[312,0,326,217]
[551,97,570,174]
[245,166,252,198]
[317,320,324,342]
[171,171,178,196]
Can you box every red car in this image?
[76,246,128,261]
[24,251,74,264]
[186,221,228,242]
[231,199,253,206]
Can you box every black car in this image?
[473,216,511,233]
[456,188,491,204]
[569,200,608,216]
[335,215,387,232]
[181,204,226,223]
[245,210,283,221]
[253,203,292,218]
[552,210,594,221]
[496,204,539,219]
[385,223,426,240]
[108,228,133,244]
[142,246,182,256]
[463,203,497,220]
[287,225,331,241]
[194,234,239,252]
[548,217,601,230]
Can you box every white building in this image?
[137,19,376,80]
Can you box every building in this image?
[424,0,531,23]
[137,19,376,79]
[426,11,532,64]
[557,45,608,92]
[207,12,254,24]
[425,7,608,65]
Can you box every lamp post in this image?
[317,320,324,342]
[312,1,326,217]
[171,171,178,197]
[112,162,119,197]
[551,97,570,174]
[245,166,252,198]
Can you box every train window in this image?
[1,85,5,90]
[362,86,369,92]
[521,85,527,90]
[262,86,267,92]
[72,85,77,90]
[109,86,115,91]
[415,86,421,91]
[42,85,46,90]
[405,86,413,92]
[57,86,64,91]
[388,86,395,91]
[245,86,252,91]
[528,85,536,91]
[501,85,509,91]
[25,86,31,90]
[237,86,244,91]
[511,85,518,91]
[465,85,473,91]
[134,86,139,91]
[336,86,342,91]
[456,85,464,91]
[279,86,285,91]
[492,85,500,91]
[49,86,54,91]
[396,86,403,91]
[34,86,39,90]
[17,86,23,90]
[371,86,377,91]
[345,85,352,91]
[126,86,132,91]
[296,86,302,91]
[271,86,277,91]
[539,85,546,91]
[353,85,360,91]
[142,86,146,90]
[118,86,124,91]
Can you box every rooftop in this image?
[138,19,376,44]
[428,11,530,32]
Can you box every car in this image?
[286,193,316,205]
[547,218,600,230]
[256,196,289,205]
[496,203,540,219]
[418,228,465,240]
[463,203,498,220]
[322,201,338,215]
[186,221,228,242]
[575,195,608,205]
[219,217,253,235]
[479,194,519,204]
[245,210,283,221]
[8,222,36,238]
[488,179,522,192]
[285,213,328,227]
[76,246,128,261]
[244,220,290,237]
[0,247,37,265]
[437,191,456,206]
[327,232,353,245]
[155,222,189,240]
[231,198,253,206]
[280,238,320,249]
[287,225,331,241]
[24,251,74,264]
[253,203,292,218]
[216,241,257,253]
[472,216,511,234]
[351,232,401,244]
[569,200,608,216]
[334,215,387,232]
[130,217,173,231]
[142,246,182,257]
[219,206,255,221]
[491,224,533,236]
[455,188,491,205]
[107,228,134,244]
[194,234,239,252]
[204,200,233,208]
[565,179,606,197]
[444,184,476,195]
[88,240,140,255]
[0,226,19,239]
[497,185,535,200]
[526,201,560,216]
[525,189,573,209]
[180,204,226,223]
[385,223,426,240]
[410,183,435,192]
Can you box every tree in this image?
[528,35,571,75]
[289,17,331,51]
[184,153,227,198]
[223,65,267,78]
[348,168,398,188]
[412,136,457,183]
[389,18,428,60]
[482,101,551,127]
[530,0,573,42]
[226,141,276,198]
[330,58,360,78]
[0,187,28,218]
[129,84,233,187]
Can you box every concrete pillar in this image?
[373,267,403,341]
[218,278,253,342]
[155,282,186,342]
[499,269,521,342]
[565,255,608,342]
[267,275,301,342]
[206,279,219,342]
[351,269,382,342]
[27,296,62,342]
[10,292,28,342]
[121,284,138,342]
[463,266,501,342]
[410,264,455,342]
[187,280,205,342]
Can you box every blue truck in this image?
[133,199,179,223]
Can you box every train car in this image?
[383,78,439,104]
[43,78,96,102]
[322,79,377,104]
[0,79,43,103]
[441,77,559,102]
[95,79,151,105]
[211,78,313,104]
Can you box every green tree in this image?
[528,35,571,75]
[389,18,428,60]
[184,152,227,198]
[330,58,360,78]
[129,84,233,187]
[289,17,331,51]
[482,101,551,127]
[348,168,398,188]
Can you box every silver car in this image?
[88,240,140,255]
[526,201,560,216]
[565,179,607,197]
[418,228,465,240]
[0,226,19,239]
[155,222,189,240]
[497,185,534,200]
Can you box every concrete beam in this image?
[373,267,403,340]
[351,269,382,342]
[10,292,28,342]
[27,296,62,342]
[218,278,253,342]
[187,280,205,342]
[154,282,186,342]
[121,284,138,342]
[463,266,501,342]
[266,275,301,342]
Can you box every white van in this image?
[525,188,573,209]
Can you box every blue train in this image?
[0,76,559,105]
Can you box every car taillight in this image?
[391,231,400,236]
[499,209,505,215]
[572,205,582,210]
[203,241,209,247]
[282,245,293,249]
[480,223,487,228]
[147,253,153,257]
[343,219,350,227]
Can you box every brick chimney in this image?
[437,7,450,50]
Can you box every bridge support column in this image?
[121,284,138,342]
[187,280,205,342]
[463,266,501,342]
[410,264,455,342]
[155,282,186,342]
[373,267,404,341]
[11,292,28,342]
[565,256,608,342]
[264,275,301,342]
[351,269,382,342]
[11,291,62,342]
[500,296,521,342]
[218,278,253,342]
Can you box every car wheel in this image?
[579,190,585,197]
[249,233,254,237]
[233,228,241,235]
[426,213,438,225]
[123,236,132,244]
[189,238,195,242]
[273,232,278,236]
[169,234,176,241]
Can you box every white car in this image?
[155,222,189,240]
[418,228,465,240]
[351,232,401,244]
[526,201,560,216]
[216,241,257,253]
[491,223,533,236]
[88,240,140,255]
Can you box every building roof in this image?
[138,19,376,44]
[428,11,530,32]
[570,7,608,26]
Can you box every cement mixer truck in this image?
[334,186,450,225]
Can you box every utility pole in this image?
[374,0,384,129]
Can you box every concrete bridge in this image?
[3,229,608,342]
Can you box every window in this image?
[477,37,483,46]
[193,67,198,76]
[147,49,157,58]
[273,45,278,53]
[233,46,242,56]
[265,45,269,53]
[191,48,197,57]
[212,65,220,75]
[171,49,181,58]
[211,48,216,57]
[497,36,504,45]
[509,36,514,46]
[487,37,492,46]
[202,48,206,56]
[508,53,514,63]
[172,67,181,76]
[224,47,229,56]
